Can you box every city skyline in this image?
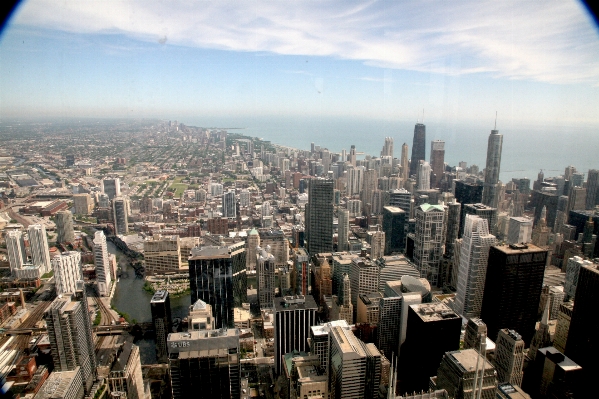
[0,0,598,130]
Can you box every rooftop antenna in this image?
[494,111,497,130]
[422,109,425,124]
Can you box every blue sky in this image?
[1,0,599,127]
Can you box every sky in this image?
[1,1,599,129]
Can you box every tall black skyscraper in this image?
[382,206,406,254]
[565,262,599,392]
[409,123,426,178]
[151,290,172,363]
[482,128,503,208]
[399,302,461,394]
[188,242,246,329]
[480,244,547,346]
[305,178,334,255]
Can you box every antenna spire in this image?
[422,109,425,124]
[494,111,497,130]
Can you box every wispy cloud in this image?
[9,0,599,84]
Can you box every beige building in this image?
[107,338,148,399]
[144,235,183,274]
[357,292,383,324]
[73,193,94,215]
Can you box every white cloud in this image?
[10,0,599,84]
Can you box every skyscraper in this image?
[246,228,260,271]
[435,349,497,399]
[349,257,380,318]
[494,329,525,386]
[565,262,599,391]
[479,243,547,345]
[399,302,461,393]
[401,143,409,183]
[93,230,112,296]
[430,140,445,187]
[45,287,97,392]
[28,224,51,275]
[454,215,496,318]
[102,177,121,200]
[6,230,26,273]
[305,178,334,255]
[168,329,240,399]
[409,123,426,178]
[52,251,83,295]
[222,190,236,218]
[106,337,146,399]
[461,203,498,237]
[113,196,129,235]
[274,295,318,374]
[585,169,599,210]
[328,324,382,399]
[506,217,533,244]
[381,137,394,158]
[337,208,349,251]
[257,246,276,309]
[382,206,406,255]
[55,210,75,243]
[482,128,503,208]
[417,161,431,190]
[188,242,246,328]
[413,203,446,286]
[150,290,172,363]
[73,193,94,215]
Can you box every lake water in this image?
[188,115,599,183]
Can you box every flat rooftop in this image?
[450,349,494,373]
[411,302,459,322]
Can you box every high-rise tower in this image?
[52,251,83,295]
[585,169,599,210]
[6,230,26,273]
[409,123,426,178]
[479,243,547,345]
[417,161,431,190]
[113,197,129,235]
[454,215,496,318]
[45,286,97,392]
[381,137,394,158]
[28,224,51,275]
[151,290,172,364]
[257,246,276,309]
[401,143,409,183]
[55,210,75,243]
[337,208,349,252]
[482,128,503,208]
[305,178,334,255]
[188,242,246,328]
[222,190,236,218]
[93,230,112,296]
[430,140,445,187]
[413,204,446,286]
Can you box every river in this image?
[107,240,191,364]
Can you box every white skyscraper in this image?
[413,204,446,286]
[94,231,112,296]
[454,215,496,318]
[338,208,349,252]
[6,230,26,273]
[53,251,83,295]
[347,166,365,196]
[28,224,51,275]
[507,217,533,244]
[417,161,431,190]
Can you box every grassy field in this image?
[169,183,188,197]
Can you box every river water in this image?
[107,240,191,364]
